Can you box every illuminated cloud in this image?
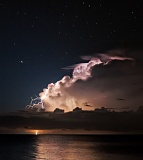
[38,49,143,112]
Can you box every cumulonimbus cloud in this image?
[38,49,143,112]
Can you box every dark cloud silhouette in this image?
[0,109,143,133]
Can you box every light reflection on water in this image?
[34,135,143,160]
[35,135,100,160]
[0,134,143,160]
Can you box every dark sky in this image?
[0,0,143,111]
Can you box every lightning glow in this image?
[25,96,44,111]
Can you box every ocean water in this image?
[0,134,143,160]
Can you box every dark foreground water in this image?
[0,134,143,160]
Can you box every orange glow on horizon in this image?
[35,130,38,135]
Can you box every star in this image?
[19,60,24,64]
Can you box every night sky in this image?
[0,0,143,112]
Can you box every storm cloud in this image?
[39,49,143,112]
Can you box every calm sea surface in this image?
[0,134,143,160]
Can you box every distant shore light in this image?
[36,130,38,135]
